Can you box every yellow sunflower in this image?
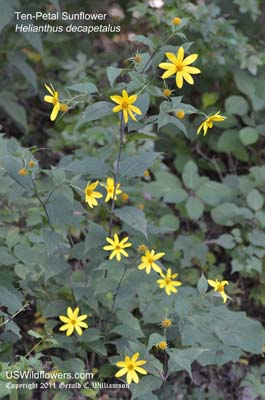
[159,47,201,89]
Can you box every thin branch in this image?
[105,266,127,329]
[104,115,125,279]
[108,114,125,237]
[31,177,54,231]
[0,303,29,328]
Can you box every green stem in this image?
[104,114,125,279]
[31,177,54,231]
[0,303,29,328]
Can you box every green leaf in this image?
[44,254,70,282]
[158,113,186,135]
[14,243,43,265]
[225,95,249,116]
[0,286,22,314]
[202,92,219,108]
[46,195,82,229]
[167,348,207,377]
[130,376,162,400]
[133,34,154,48]
[42,229,64,255]
[22,31,43,54]
[186,197,204,220]
[9,54,38,91]
[3,156,33,190]
[211,203,253,226]
[0,247,16,265]
[63,156,109,178]
[214,234,236,249]
[247,189,264,211]
[0,92,27,132]
[120,152,159,179]
[182,161,199,190]
[126,133,158,143]
[107,66,123,88]
[239,127,259,145]
[81,328,101,342]
[164,188,188,204]
[159,214,179,231]
[115,206,147,238]
[42,300,68,317]
[28,330,43,339]
[197,274,208,296]
[196,181,233,207]
[77,101,113,127]
[85,222,106,250]
[67,82,98,94]
[147,333,165,350]
[0,380,11,399]
[214,308,265,354]
[217,130,241,152]
[0,0,14,32]
[234,71,264,111]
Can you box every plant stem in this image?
[105,114,125,279]
[31,177,54,231]
[111,267,127,314]
[141,33,174,74]
[105,266,127,329]
[24,337,46,358]
[0,303,29,328]
[108,114,125,237]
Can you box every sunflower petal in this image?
[115,368,128,378]
[166,52,178,64]
[182,53,198,66]
[45,83,54,95]
[176,46,184,62]
[50,102,60,121]
[44,95,54,104]
[110,95,123,104]
[162,68,176,79]
[113,105,122,113]
[182,72,194,85]
[176,72,183,89]
[129,105,142,115]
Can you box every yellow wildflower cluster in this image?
[18,159,36,177]
[208,279,229,303]
[103,234,132,261]
[161,318,172,328]
[84,177,122,209]
[44,83,68,121]
[115,352,147,384]
[110,89,142,124]
[59,307,88,336]
[18,168,28,176]
[45,17,233,390]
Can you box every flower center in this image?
[86,188,92,196]
[115,245,121,250]
[71,319,77,325]
[122,101,128,109]
[162,319,171,328]
[176,62,183,72]
[147,257,154,264]
[127,364,134,371]
[217,284,224,292]
[52,92,59,105]
[165,278,171,284]
[134,55,142,63]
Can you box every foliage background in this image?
[0,0,265,399]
